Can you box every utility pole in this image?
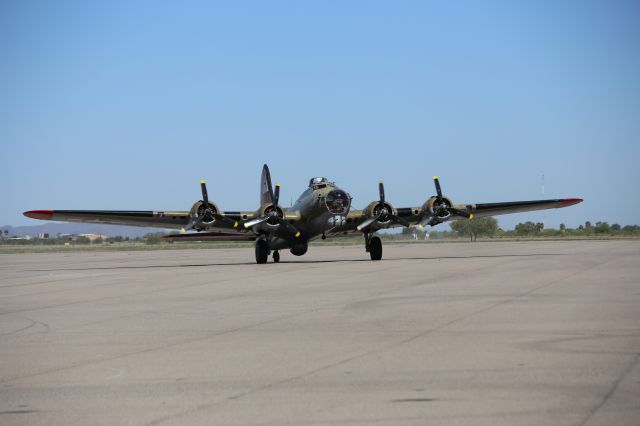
[541,174,545,230]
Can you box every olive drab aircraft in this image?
[24,164,583,264]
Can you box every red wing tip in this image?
[560,198,584,206]
[23,210,54,220]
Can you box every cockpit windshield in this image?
[309,177,329,187]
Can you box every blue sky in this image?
[2,1,639,230]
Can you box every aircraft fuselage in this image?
[268,179,351,253]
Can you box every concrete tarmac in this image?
[1,240,639,425]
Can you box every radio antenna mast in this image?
[541,173,545,229]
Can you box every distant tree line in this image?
[0,234,138,245]
[450,217,498,241]
[397,219,640,241]
[504,221,640,237]
[0,231,176,246]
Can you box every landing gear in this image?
[369,236,382,260]
[255,238,269,264]
[273,250,280,263]
[364,233,383,261]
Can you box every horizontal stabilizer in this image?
[163,232,255,241]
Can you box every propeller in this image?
[357,181,410,232]
[244,181,301,239]
[420,176,473,227]
[200,180,214,223]
[191,180,238,230]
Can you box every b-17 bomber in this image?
[24,164,583,263]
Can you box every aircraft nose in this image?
[325,190,350,214]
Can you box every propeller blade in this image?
[191,214,211,229]
[200,179,209,206]
[276,216,302,238]
[378,181,385,206]
[357,213,381,232]
[199,179,215,222]
[213,213,239,227]
[273,183,280,207]
[243,216,270,228]
[190,217,203,229]
[389,214,410,227]
[433,176,443,202]
[417,216,430,228]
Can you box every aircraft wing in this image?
[23,209,192,229]
[22,209,260,232]
[463,198,583,218]
[331,197,583,235]
[419,197,584,225]
[22,208,264,237]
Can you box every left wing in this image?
[337,177,583,233]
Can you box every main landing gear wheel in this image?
[364,232,382,261]
[255,239,269,264]
[273,250,280,263]
[369,236,382,260]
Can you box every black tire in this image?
[255,239,269,264]
[369,236,382,260]
[273,250,280,263]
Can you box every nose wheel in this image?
[273,250,280,263]
[364,233,383,261]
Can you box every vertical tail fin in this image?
[260,164,274,206]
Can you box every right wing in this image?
[163,231,256,241]
[22,209,257,232]
[24,210,190,229]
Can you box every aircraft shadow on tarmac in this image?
[27,253,564,272]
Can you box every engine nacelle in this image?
[364,201,397,227]
[259,204,285,227]
[190,200,220,225]
[422,196,455,221]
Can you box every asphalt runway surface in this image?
[1,240,639,425]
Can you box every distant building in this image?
[37,233,50,239]
[78,233,108,242]
[54,233,106,241]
